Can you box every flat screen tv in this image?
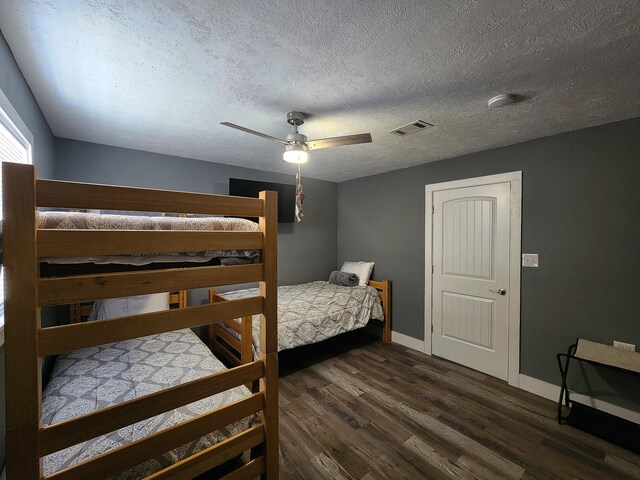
[228,178,296,223]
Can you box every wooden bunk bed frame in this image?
[2,163,279,479]
[208,279,392,368]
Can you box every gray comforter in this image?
[221,281,384,352]
[42,328,257,478]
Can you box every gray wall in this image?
[0,33,55,179]
[54,138,338,303]
[1,31,56,470]
[338,117,640,407]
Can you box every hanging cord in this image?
[295,163,305,222]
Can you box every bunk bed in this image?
[208,279,391,367]
[2,163,279,479]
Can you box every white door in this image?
[431,182,511,380]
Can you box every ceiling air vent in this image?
[390,120,433,136]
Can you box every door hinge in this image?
[431,324,434,333]
[432,205,434,214]
[432,265,434,274]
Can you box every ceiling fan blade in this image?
[306,133,372,150]
[220,122,288,145]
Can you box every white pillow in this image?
[89,293,170,320]
[340,261,374,287]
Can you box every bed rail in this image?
[36,178,263,216]
[2,163,279,479]
[38,263,264,305]
[39,296,263,357]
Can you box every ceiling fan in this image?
[221,111,372,164]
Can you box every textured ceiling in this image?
[1,1,639,182]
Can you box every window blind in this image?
[0,108,32,326]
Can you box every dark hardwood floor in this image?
[277,333,640,480]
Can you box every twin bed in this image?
[210,280,390,367]
[2,163,390,479]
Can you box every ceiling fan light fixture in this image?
[283,143,309,164]
[221,111,371,166]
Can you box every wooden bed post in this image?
[3,163,43,479]
[240,316,253,365]
[369,279,392,343]
[178,289,188,309]
[382,280,392,343]
[259,190,278,479]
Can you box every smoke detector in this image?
[488,94,516,108]
[390,120,433,136]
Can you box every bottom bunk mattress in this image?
[42,328,257,478]
[220,280,385,352]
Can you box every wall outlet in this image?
[522,253,539,267]
[613,341,636,352]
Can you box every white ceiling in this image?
[1,1,639,182]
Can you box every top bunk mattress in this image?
[38,211,261,266]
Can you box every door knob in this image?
[490,288,507,295]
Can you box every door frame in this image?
[425,171,522,387]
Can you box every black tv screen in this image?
[228,178,296,223]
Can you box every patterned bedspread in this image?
[38,211,260,265]
[42,329,257,478]
[221,281,384,352]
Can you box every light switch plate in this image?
[522,254,539,267]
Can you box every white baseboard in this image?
[518,374,560,401]
[391,331,426,352]
[519,374,640,425]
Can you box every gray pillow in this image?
[328,270,359,287]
